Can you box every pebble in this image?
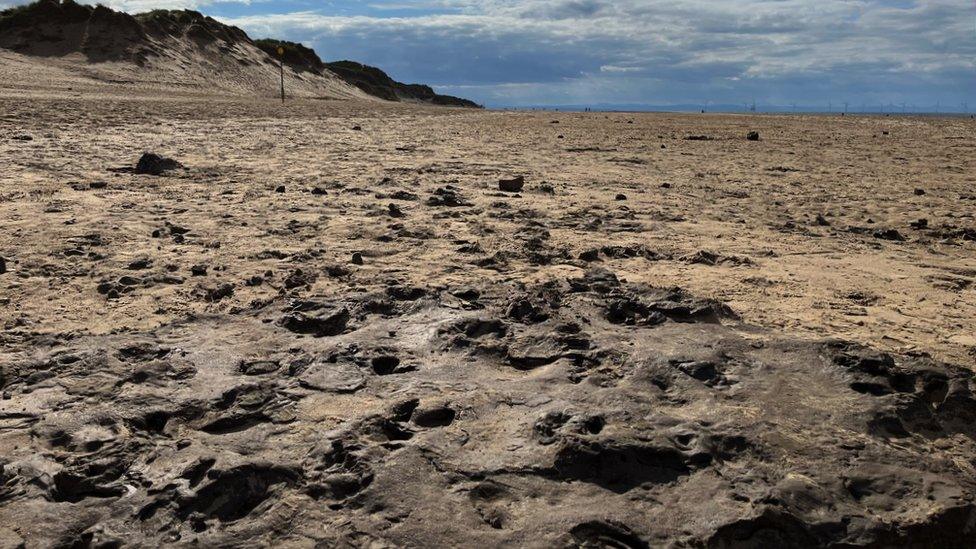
[499,176,525,193]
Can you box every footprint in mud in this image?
[279,305,351,337]
[552,440,692,493]
[293,357,366,393]
[824,342,976,440]
[567,520,649,549]
[193,383,298,435]
[468,481,512,529]
[411,405,457,428]
[533,411,605,445]
[175,464,302,527]
[305,439,375,502]
[370,355,402,375]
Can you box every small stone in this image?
[310,187,327,195]
[815,214,830,226]
[499,176,525,193]
[128,258,151,270]
[89,181,108,189]
[0,256,6,274]
[351,253,364,265]
[135,153,181,175]
[914,188,925,196]
[615,194,627,201]
[245,275,264,287]
[190,265,208,277]
[747,131,760,141]
[275,185,286,193]
[873,228,905,241]
[661,183,672,189]
[352,125,362,131]
[910,218,928,230]
[388,204,404,218]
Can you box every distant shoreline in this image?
[492,106,976,116]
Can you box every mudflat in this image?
[1,94,975,547]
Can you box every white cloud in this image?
[3,0,973,106]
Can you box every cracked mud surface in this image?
[1,96,975,547]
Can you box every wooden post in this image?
[277,46,285,104]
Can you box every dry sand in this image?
[1,91,976,546]
[3,95,974,362]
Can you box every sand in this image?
[1,91,976,546]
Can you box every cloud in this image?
[214,0,974,106]
[3,0,974,107]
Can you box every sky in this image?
[3,0,975,109]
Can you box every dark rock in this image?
[280,308,350,337]
[915,188,926,196]
[579,249,601,262]
[284,269,316,289]
[747,131,761,141]
[427,187,468,207]
[205,283,234,302]
[275,186,286,193]
[615,194,627,201]
[190,265,208,277]
[499,176,525,193]
[874,229,906,241]
[135,153,181,175]
[910,219,928,230]
[128,258,151,270]
[351,253,364,265]
[0,256,5,275]
[239,360,280,376]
